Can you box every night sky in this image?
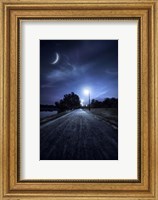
[40,40,118,105]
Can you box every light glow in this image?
[84,89,90,96]
[80,99,84,106]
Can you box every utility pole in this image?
[89,92,91,111]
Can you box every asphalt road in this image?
[40,109,118,160]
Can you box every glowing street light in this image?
[84,89,89,95]
[80,99,84,107]
[84,89,91,111]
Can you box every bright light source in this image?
[80,99,84,106]
[84,89,90,95]
[83,88,91,111]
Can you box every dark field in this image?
[90,108,118,129]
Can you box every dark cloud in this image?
[40,40,118,105]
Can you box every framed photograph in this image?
[40,39,118,161]
[0,0,158,199]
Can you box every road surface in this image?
[40,109,118,160]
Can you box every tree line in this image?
[40,92,80,112]
[91,98,118,108]
[40,92,118,112]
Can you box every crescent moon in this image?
[51,53,59,65]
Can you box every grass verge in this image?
[88,108,118,129]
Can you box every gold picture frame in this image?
[0,0,158,199]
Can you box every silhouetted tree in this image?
[91,97,118,108]
[55,92,80,112]
[103,98,118,108]
[91,99,102,108]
